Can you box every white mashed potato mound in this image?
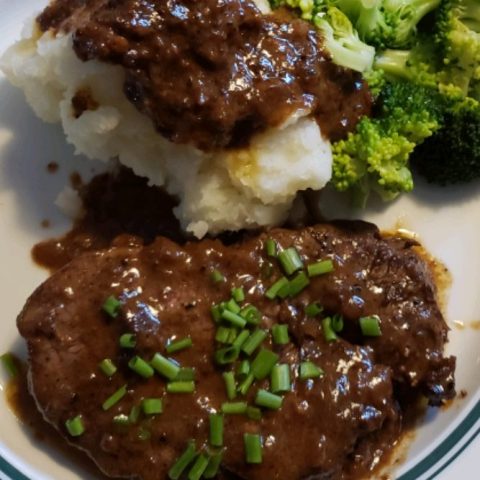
[1,13,333,238]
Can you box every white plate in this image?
[0,1,479,479]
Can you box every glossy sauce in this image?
[37,0,372,151]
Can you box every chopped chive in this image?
[210,270,225,283]
[214,346,239,365]
[151,353,180,380]
[221,401,248,414]
[244,433,262,464]
[246,406,262,421]
[299,361,324,380]
[287,271,310,297]
[102,296,121,318]
[222,371,237,400]
[188,453,209,480]
[305,302,323,317]
[0,353,18,378]
[166,337,193,354]
[239,305,261,325]
[119,333,136,349]
[227,329,239,344]
[307,259,334,277]
[331,314,344,333]
[215,326,231,344]
[241,329,268,356]
[128,356,154,378]
[272,324,290,345]
[211,304,222,322]
[142,398,163,415]
[225,298,241,314]
[203,451,223,479]
[237,372,255,396]
[251,349,279,380]
[113,414,130,426]
[270,364,291,394]
[255,389,283,410]
[168,440,197,480]
[209,413,224,447]
[236,359,250,380]
[129,405,141,424]
[278,247,303,275]
[322,317,337,342]
[98,358,117,377]
[175,367,196,382]
[231,287,245,303]
[102,384,127,411]
[265,276,289,300]
[359,315,382,337]
[65,415,85,437]
[232,330,250,349]
[221,309,247,328]
[167,381,195,394]
[265,239,277,257]
[276,281,291,299]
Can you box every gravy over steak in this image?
[37,0,371,150]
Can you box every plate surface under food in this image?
[0,1,479,479]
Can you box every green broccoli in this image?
[332,80,444,202]
[412,97,480,184]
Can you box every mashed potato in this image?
[1,8,332,237]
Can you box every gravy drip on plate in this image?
[37,0,371,150]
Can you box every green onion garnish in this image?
[98,358,117,377]
[246,406,262,421]
[244,433,262,464]
[209,413,224,447]
[236,359,250,380]
[167,381,195,394]
[332,314,344,333]
[241,329,268,356]
[166,337,193,354]
[255,389,283,410]
[265,276,289,300]
[299,361,324,380]
[215,326,231,344]
[0,353,18,378]
[272,324,290,345]
[232,329,249,349]
[175,367,196,382]
[142,398,163,415]
[151,353,180,380]
[239,305,261,325]
[251,349,279,380]
[113,414,130,426]
[276,281,291,299]
[221,401,248,414]
[231,287,245,303]
[305,302,323,317]
[128,356,154,378]
[102,384,127,411]
[214,346,240,365]
[188,453,209,480]
[287,271,310,297]
[210,270,225,283]
[65,415,85,437]
[128,405,141,424]
[222,371,237,400]
[265,239,277,257]
[359,315,382,336]
[270,364,291,393]
[221,309,247,328]
[119,333,136,349]
[168,440,197,480]
[225,298,241,314]
[211,304,222,323]
[278,247,303,275]
[237,372,255,396]
[203,451,223,479]
[307,259,334,277]
[322,317,337,342]
[102,296,121,318]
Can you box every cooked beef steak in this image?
[17,222,454,479]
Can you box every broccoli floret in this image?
[412,97,480,184]
[332,81,443,201]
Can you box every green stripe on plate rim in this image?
[0,400,478,480]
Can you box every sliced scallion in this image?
[167,381,195,394]
[236,359,250,380]
[332,314,344,333]
[102,296,121,318]
[359,315,382,337]
[215,326,231,344]
[166,337,193,354]
[305,302,323,317]
[225,298,241,314]
[203,451,223,479]
[270,364,291,393]
[151,353,180,380]
[265,239,277,258]
[102,384,127,411]
[237,372,255,396]
[214,346,239,365]
[307,259,334,277]
[271,324,290,345]
[210,270,225,284]
[188,453,209,480]
[209,413,224,447]
[255,389,283,410]
[244,433,262,464]
[65,415,85,437]
[287,271,310,297]
[128,356,154,378]
[99,358,117,377]
[322,317,337,342]
[251,349,279,380]
[222,371,237,400]
[119,333,136,349]
[265,276,289,300]
[142,398,163,415]
[239,305,261,325]
[168,440,197,480]
[231,287,245,303]
[221,401,248,414]
[175,367,196,382]
[299,361,324,380]
[278,247,303,275]
[232,330,249,349]
[221,309,247,328]
[241,329,267,356]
